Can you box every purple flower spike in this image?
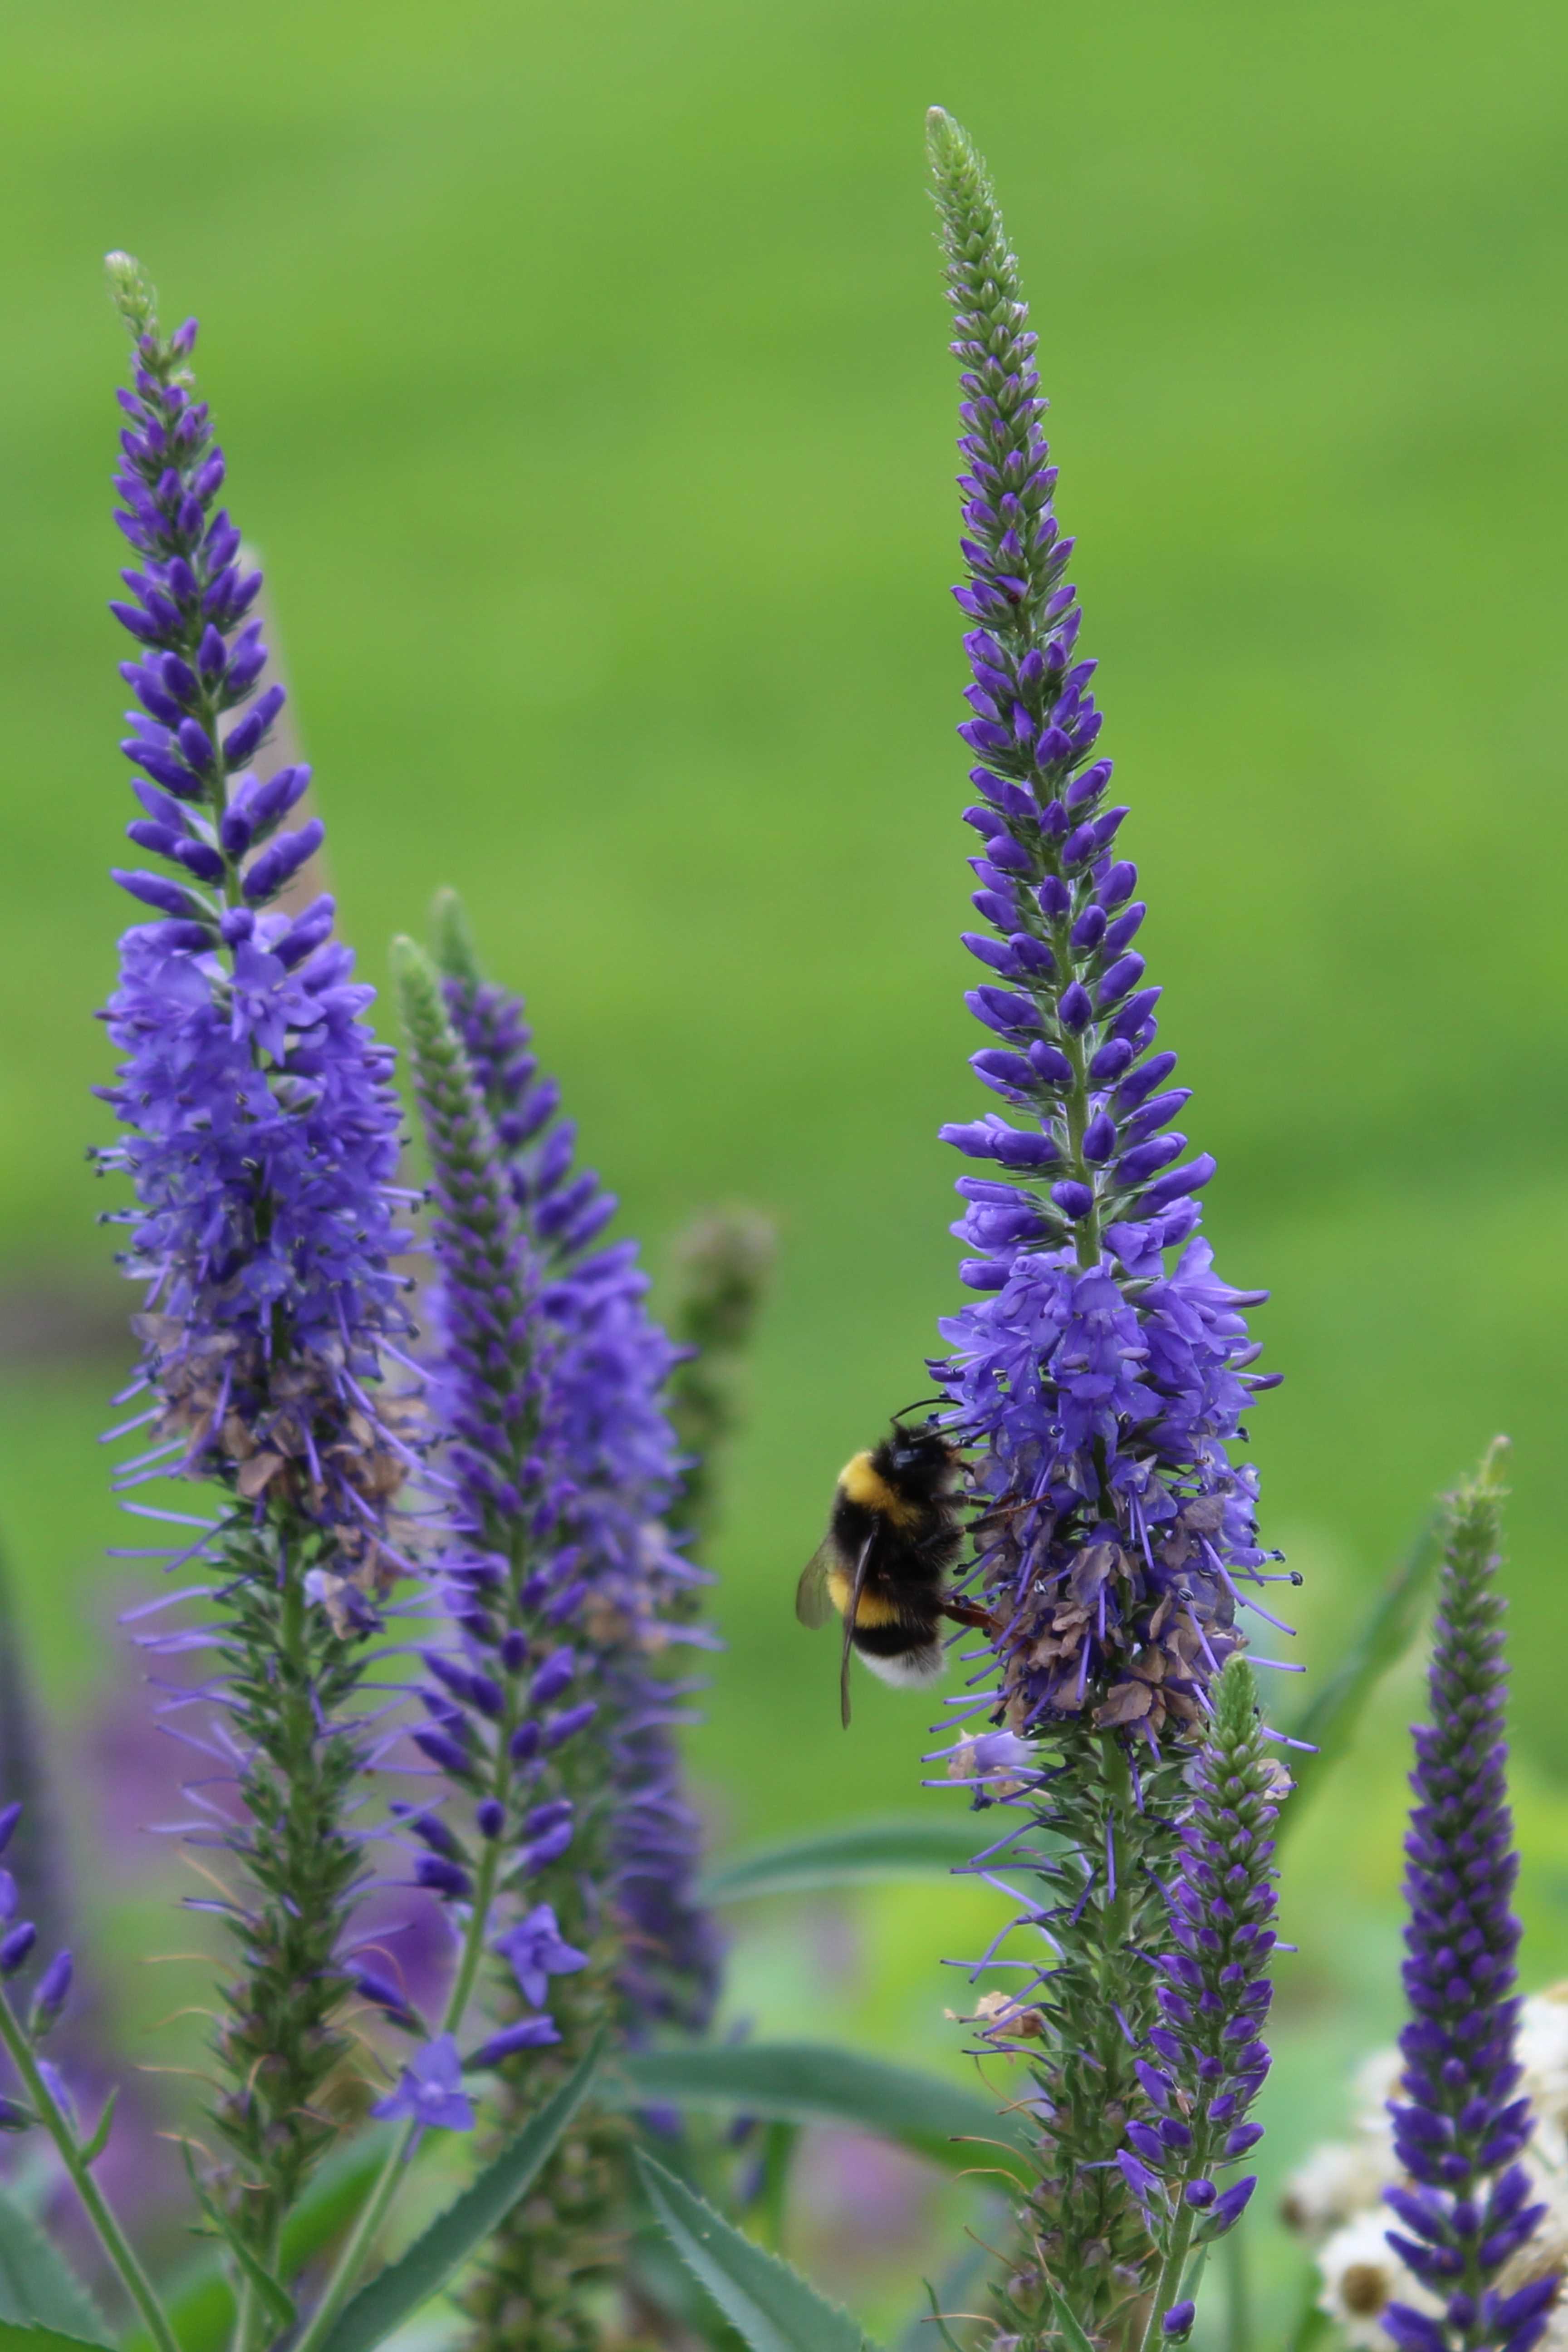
[1116,1659,1277,2298]
[428,893,724,2043]
[100,255,424,2254]
[926,118,1276,1745]
[1383,1445,1558,2352]
[925,115,1286,2352]
[370,2035,475,2134]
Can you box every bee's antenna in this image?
[890,1394,948,1424]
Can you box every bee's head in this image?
[886,1419,962,1487]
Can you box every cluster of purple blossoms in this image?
[1381,1451,1557,2352]
[922,122,1283,1745]
[96,258,416,1603]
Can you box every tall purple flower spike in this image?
[922,120,1285,1744]
[98,254,416,1595]
[430,892,721,2039]
[98,256,420,2258]
[1382,1443,1558,2352]
[921,114,1290,2352]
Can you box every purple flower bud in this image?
[221,684,286,770]
[1082,1111,1116,1163]
[508,1721,542,1763]
[469,2017,562,2068]
[1097,952,1147,1011]
[0,1923,36,1977]
[1050,1181,1094,1221]
[529,1650,575,1706]
[240,818,324,904]
[971,1048,1035,1096]
[499,1629,528,1672]
[176,717,215,773]
[112,869,201,919]
[28,1951,72,2036]
[0,2100,31,2135]
[1088,1037,1134,1086]
[415,1856,472,1901]
[1208,2176,1257,2233]
[1026,1040,1073,1087]
[519,1822,575,1874]
[1161,2305,1195,2340]
[1058,980,1092,1031]
[543,1701,598,1749]
[412,1730,475,1778]
[353,1970,421,2031]
[475,1799,506,1839]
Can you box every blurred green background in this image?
[5,0,1568,2335]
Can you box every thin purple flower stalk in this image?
[1381,1443,1558,2352]
[98,257,421,2273]
[920,113,1285,2350]
[1116,1655,1276,2348]
[430,890,720,2043]
[397,897,722,2352]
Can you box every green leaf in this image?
[894,2245,993,2352]
[179,2146,298,2337]
[314,2032,603,2352]
[1278,1513,1443,1833]
[609,2043,1031,2181]
[0,2195,109,2344]
[698,1816,1051,1903]
[636,2152,876,2352]
[0,2328,113,2352]
[76,2093,117,2173]
[1044,2284,1097,2352]
[128,2136,393,2352]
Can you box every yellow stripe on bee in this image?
[838,1450,920,1529]
[826,1567,901,1627]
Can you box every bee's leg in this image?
[940,1595,1003,1636]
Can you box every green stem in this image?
[0,1988,178,2352]
[1138,2203,1196,2352]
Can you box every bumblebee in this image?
[796,1417,992,1727]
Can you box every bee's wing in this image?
[795,1539,839,1629]
[840,1533,877,1731]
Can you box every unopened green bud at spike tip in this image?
[431,887,485,990]
[103,250,157,338]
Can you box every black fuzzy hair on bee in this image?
[796,1416,993,1726]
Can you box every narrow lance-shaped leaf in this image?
[0,2195,108,2346]
[637,2153,876,2352]
[607,2042,1031,2179]
[698,1816,1036,1903]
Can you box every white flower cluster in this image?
[1281,1989,1568,2348]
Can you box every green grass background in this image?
[5,0,1568,2334]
